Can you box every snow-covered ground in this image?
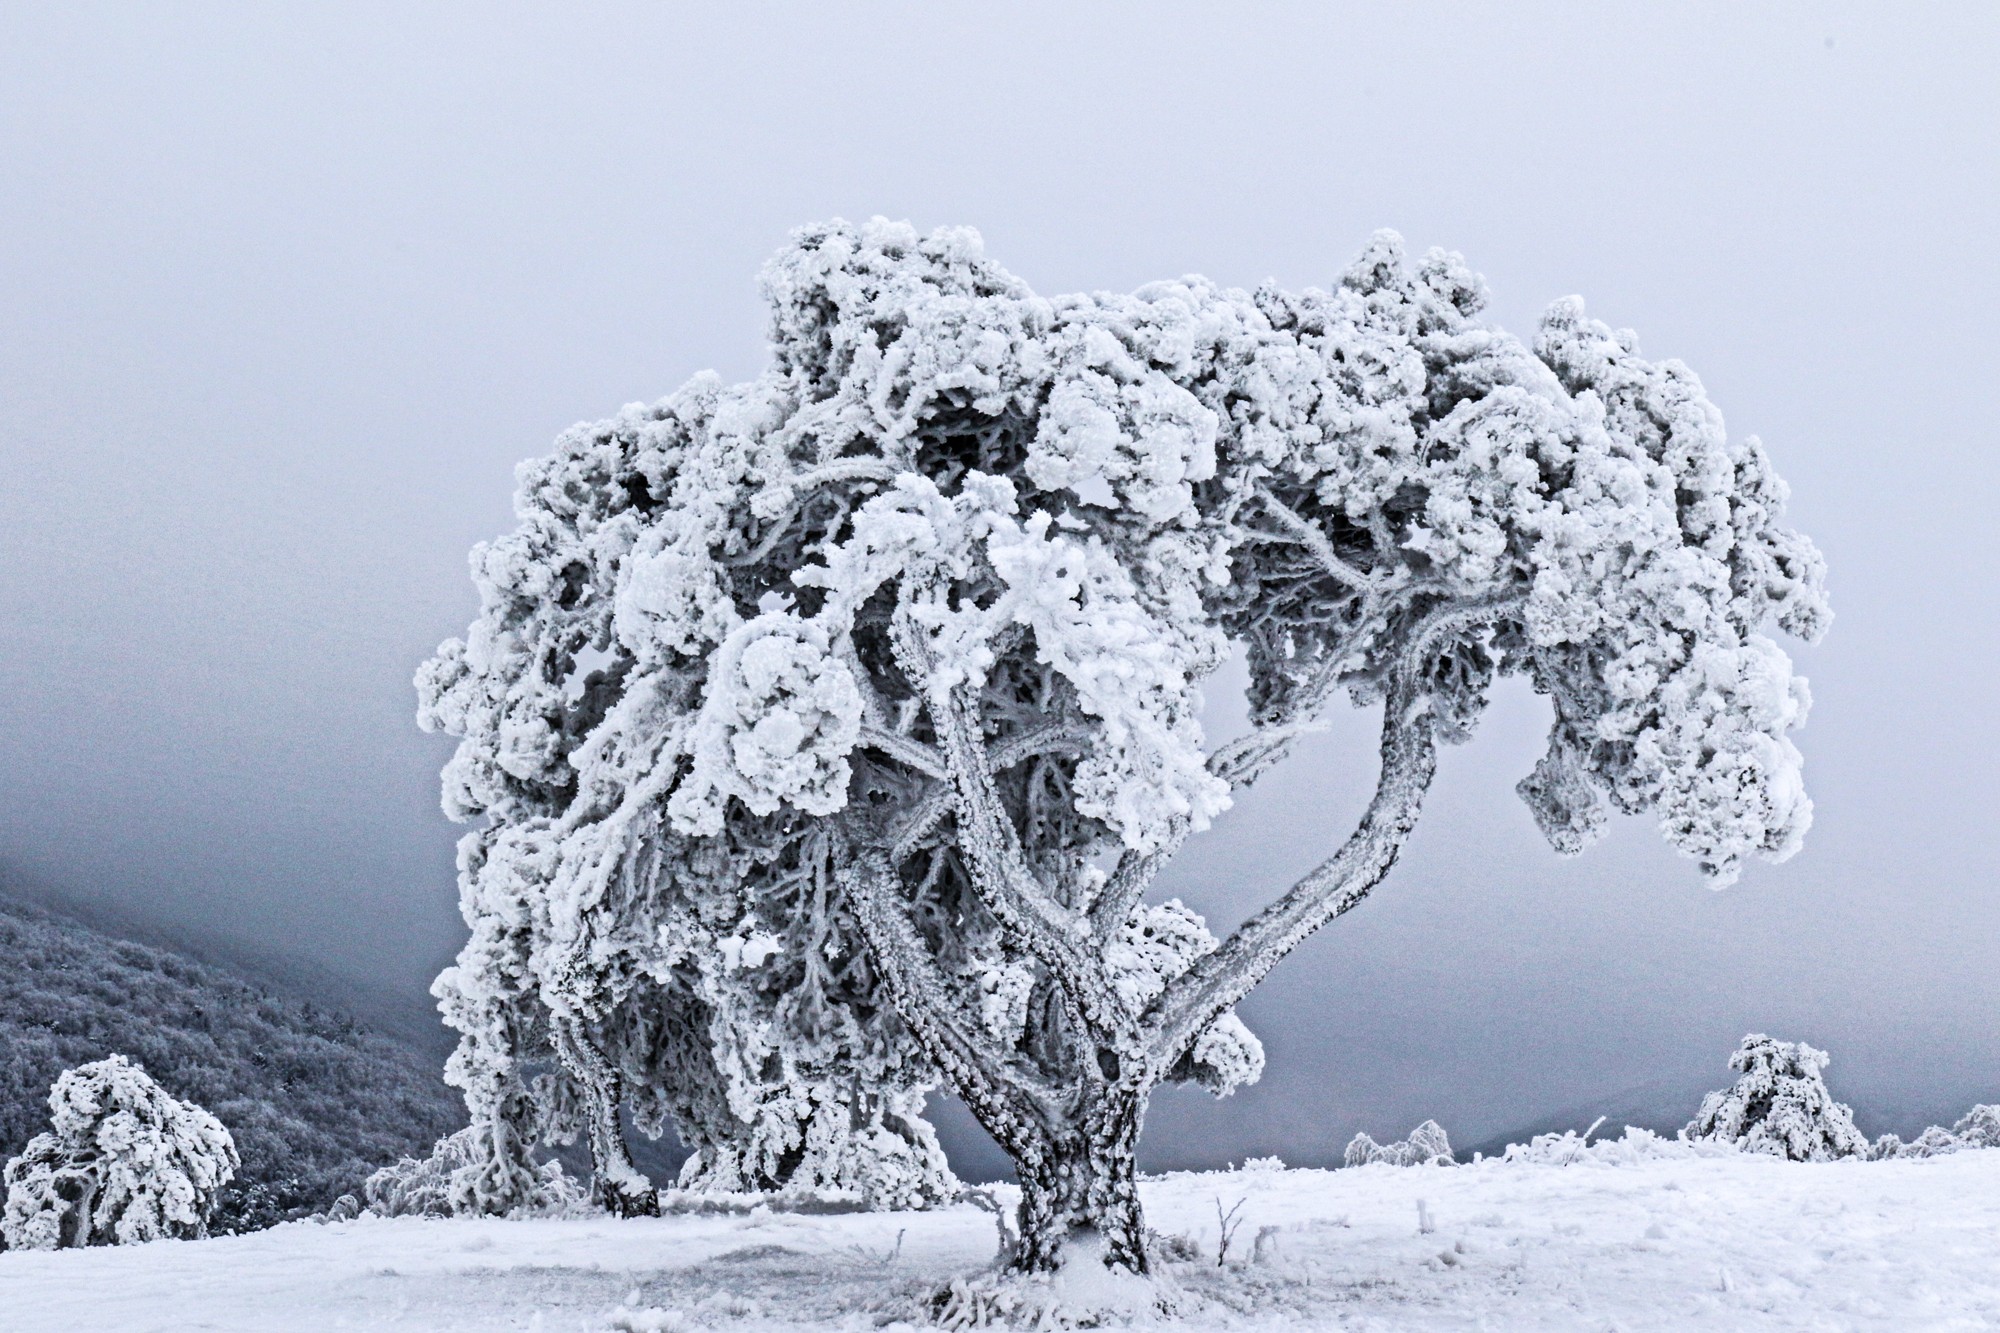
[5,1150,1998,1331]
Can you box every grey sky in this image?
[3,4,1996,1174]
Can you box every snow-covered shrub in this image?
[1,1055,238,1249]
[1872,1104,2000,1160]
[1873,1126,1960,1160]
[1954,1104,2000,1148]
[422,218,1826,1273]
[361,1126,582,1218]
[1687,1034,1869,1162]
[1344,1120,1455,1167]
[1490,1125,1738,1166]
[359,1127,475,1217]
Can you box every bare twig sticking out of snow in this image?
[1563,1116,1609,1166]
[1214,1196,1248,1266]
[845,1227,905,1266]
[962,1187,1019,1266]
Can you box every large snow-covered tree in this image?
[420,219,1826,1269]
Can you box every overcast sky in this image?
[3,4,1996,1175]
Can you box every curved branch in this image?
[1146,594,1522,1068]
[730,458,904,567]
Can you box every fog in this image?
[3,4,1996,1176]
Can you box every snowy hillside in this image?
[5,1150,1995,1330]
[0,895,461,1230]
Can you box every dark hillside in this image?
[0,894,460,1232]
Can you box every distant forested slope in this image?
[0,895,460,1232]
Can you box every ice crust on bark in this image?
[1,1055,238,1250]
[417,219,1826,1260]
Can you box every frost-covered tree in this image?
[1687,1034,1869,1161]
[421,219,1826,1270]
[1,1055,238,1250]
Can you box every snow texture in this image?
[1687,1034,1871,1162]
[416,219,1827,1262]
[1,1056,238,1250]
[5,1151,1999,1330]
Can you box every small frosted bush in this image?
[2,1055,238,1249]
[1344,1119,1455,1167]
[1873,1103,2000,1160]
[1492,1125,1738,1166]
[1955,1104,2000,1149]
[1687,1034,1869,1162]
[363,1126,585,1218]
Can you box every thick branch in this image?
[548,1014,657,1212]
[1146,594,1521,1068]
[1087,843,1175,935]
[842,853,1061,1163]
[932,684,1138,1047]
[1146,678,1432,1068]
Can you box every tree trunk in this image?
[553,1017,659,1217]
[583,1092,658,1218]
[60,1171,97,1249]
[1010,1087,1149,1275]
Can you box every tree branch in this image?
[1255,486,1374,592]
[858,725,949,781]
[1087,843,1175,935]
[1146,594,1522,1068]
[880,722,1090,863]
[1207,712,1334,789]
[931,683,1139,1047]
[842,853,1062,1163]
[730,458,905,567]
